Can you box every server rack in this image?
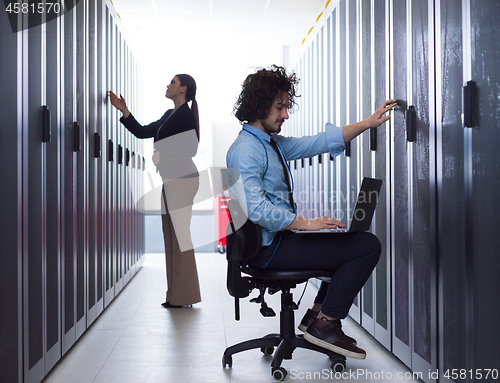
[436,0,500,381]
[290,0,499,381]
[104,2,114,308]
[0,7,23,383]
[0,0,145,381]
[21,10,52,381]
[87,0,100,326]
[467,0,500,377]
[371,0,392,351]
[44,7,63,373]
[345,0,361,323]
[389,0,437,375]
[336,0,348,270]
[435,1,468,380]
[312,38,320,219]
[326,11,338,224]
[75,0,89,342]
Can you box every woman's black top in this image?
[120,103,199,180]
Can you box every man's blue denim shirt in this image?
[226,123,346,246]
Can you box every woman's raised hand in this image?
[108,91,130,118]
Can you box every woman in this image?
[109,74,201,308]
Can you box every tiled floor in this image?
[43,253,422,383]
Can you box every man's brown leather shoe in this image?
[304,317,366,359]
[299,309,357,345]
[298,309,317,332]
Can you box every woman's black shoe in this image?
[161,302,191,308]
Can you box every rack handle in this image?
[108,140,114,162]
[94,133,101,158]
[118,144,123,164]
[73,122,80,152]
[406,106,415,142]
[42,106,51,143]
[463,80,477,128]
[370,127,377,151]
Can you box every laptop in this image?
[292,177,383,233]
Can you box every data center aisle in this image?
[43,252,422,383]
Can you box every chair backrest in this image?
[226,200,262,298]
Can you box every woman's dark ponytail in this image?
[190,98,200,142]
[176,74,200,141]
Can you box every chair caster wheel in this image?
[222,355,232,368]
[331,359,346,373]
[261,346,274,356]
[272,366,287,381]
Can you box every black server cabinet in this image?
[115,27,124,293]
[21,13,49,383]
[115,26,121,294]
[436,0,468,380]
[97,0,107,317]
[293,0,500,380]
[0,8,22,383]
[390,0,437,377]
[336,0,348,265]
[130,54,137,274]
[372,0,391,349]
[75,0,89,341]
[61,2,79,355]
[325,12,338,224]
[390,0,411,368]
[298,55,304,218]
[44,11,63,374]
[343,0,361,323]
[61,0,92,353]
[359,0,375,334]
[346,0,358,241]
[87,0,103,326]
[127,46,133,281]
[22,18,44,382]
[302,50,309,221]
[468,0,500,373]
[291,57,303,216]
[122,31,128,284]
[20,9,63,382]
[104,5,116,307]
[437,0,500,379]
[123,41,129,284]
[358,0,392,350]
[312,37,320,220]
[304,49,309,221]
[317,26,325,218]
[1,0,144,381]
[87,0,97,325]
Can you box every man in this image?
[226,65,396,360]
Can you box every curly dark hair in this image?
[233,65,300,123]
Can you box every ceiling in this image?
[112,0,326,49]
[109,0,328,123]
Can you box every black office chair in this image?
[222,200,346,381]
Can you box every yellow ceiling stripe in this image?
[302,0,331,45]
